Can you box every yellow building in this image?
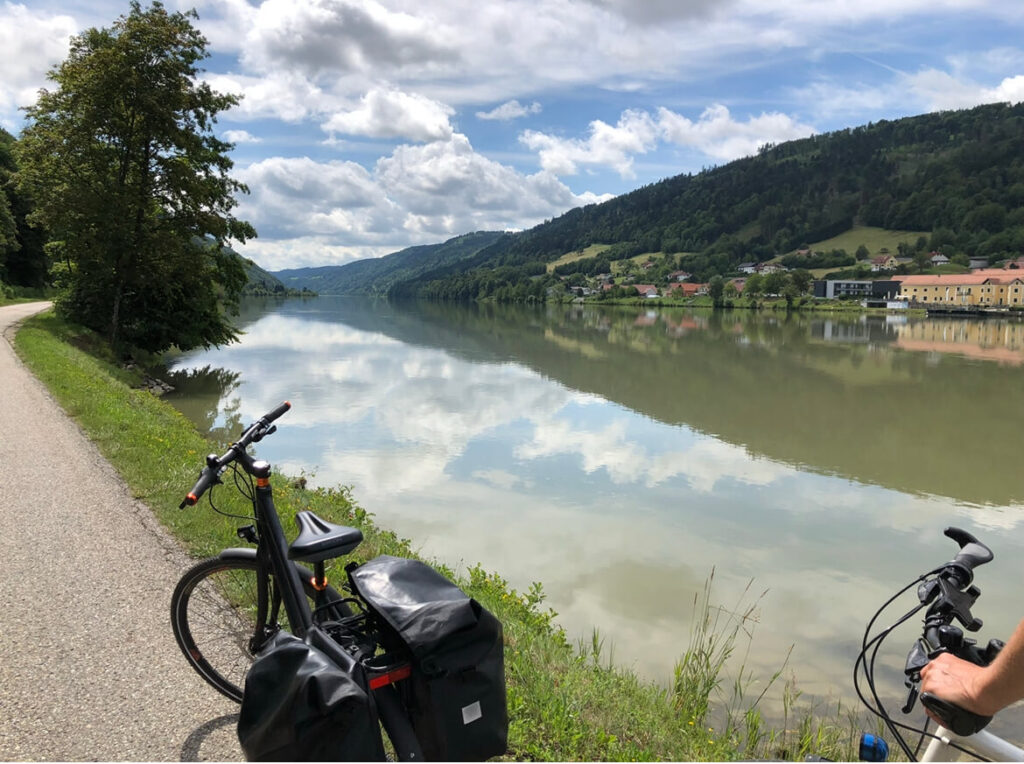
[896,271,1024,306]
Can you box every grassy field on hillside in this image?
[803,225,930,256]
[546,244,613,273]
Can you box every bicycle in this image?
[855,526,1024,761]
[169,401,491,761]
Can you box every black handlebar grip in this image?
[180,465,219,509]
[920,692,992,736]
[264,400,291,423]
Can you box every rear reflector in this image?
[368,664,412,690]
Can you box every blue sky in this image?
[3,0,1024,270]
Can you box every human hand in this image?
[919,653,996,719]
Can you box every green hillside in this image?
[274,231,504,294]
[375,102,1024,301]
[238,255,311,296]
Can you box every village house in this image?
[929,252,950,266]
[737,262,757,274]
[634,284,659,298]
[666,282,707,297]
[668,270,692,282]
[755,262,786,274]
[896,271,1024,306]
[870,255,898,271]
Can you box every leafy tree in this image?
[0,129,48,287]
[17,1,254,352]
[0,131,22,278]
[790,269,812,294]
[744,272,763,298]
[855,244,870,260]
[782,283,800,309]
[763,270,786,295]
[708,275,724,306]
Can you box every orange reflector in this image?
[256,477,270,487]
[368,665,412,690]
[310,575,328,592]
[187,493,198,503]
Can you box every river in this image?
[162,296,1024,724]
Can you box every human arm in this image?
[920,618,1024,717]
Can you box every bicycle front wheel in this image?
[171,556,317,702]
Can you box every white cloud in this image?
[521,109,660,177]
[322,87,454,142]
[476,100,542,121]
[241,0,458,78]
[520,104,816,177]
[795,67,1024,120]
[986,74,1024,103]
[657,104,816,161]
[222,129,261,143]
[234,135,612,269]
[204,71,333,123]
[0,3,76,127]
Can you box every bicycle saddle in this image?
[288,510,363,563]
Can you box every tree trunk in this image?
[109,276,124,349]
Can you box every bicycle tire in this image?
[171,555,348,702]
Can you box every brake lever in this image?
[250,424,277,443]
[903,682,919,714]
[902,639,931,714]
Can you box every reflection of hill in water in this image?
[254,297,1024,507]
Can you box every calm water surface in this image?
[164,296,1024,720]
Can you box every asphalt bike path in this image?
[0,302,243,761]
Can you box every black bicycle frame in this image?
[244,456,424,761]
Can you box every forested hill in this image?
[274,230,504,294]
[367,102,1024,300]
[239,256,309,296]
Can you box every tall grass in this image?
[13,310,864,761]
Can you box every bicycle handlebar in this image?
[901,527,999,737]
[178,401,291,508]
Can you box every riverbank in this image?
[12,309,859,761]
[574,293,925,315]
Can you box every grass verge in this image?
[13,310,860,761]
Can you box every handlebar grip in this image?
[264,400,291,424]
[920,692,992,736]
[179,464,221,509]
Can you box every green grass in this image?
[546,244,614,273]
[12,310,861,761]
[801,224,929,257]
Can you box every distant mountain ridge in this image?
[238,254,311,296]
[273,231,504,294]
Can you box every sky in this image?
[3,1,1024,271]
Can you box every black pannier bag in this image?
[348,555,508,761]
[237,627,385,761]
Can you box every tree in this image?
[0,129,48,287]
[708,275,724,306]
[855,244,870,260]
[17,2,254,353]
[763,270,786,295]
[744,272,763,299]
[790,268,812,294]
